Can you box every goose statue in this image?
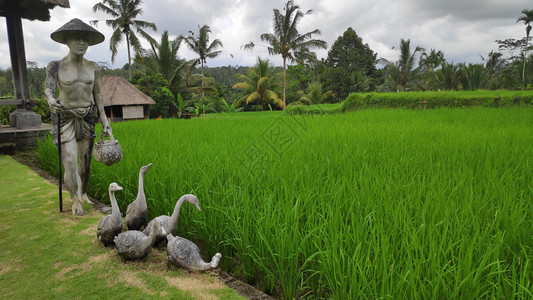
[114,221,166,260]
[166,233,221,271]
[143,194,201,244]
[96,182,124,246]
[125,163,152,230]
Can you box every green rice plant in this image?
[34,108,533,299]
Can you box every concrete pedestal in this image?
[9,109,42,129]
[0,123,51,154]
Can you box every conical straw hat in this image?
[51,18,104,46]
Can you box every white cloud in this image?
[0,0,530,69]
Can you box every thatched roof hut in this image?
[0,0,70,21]
[100,76,156,122]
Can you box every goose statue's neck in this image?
[137,170,145,200]
[169,196,186,232]
[109,190,120,218]
[145,223,158,247]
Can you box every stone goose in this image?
[143,194,201,244]
[166,233,221,271]
[125,163,152,230]
[96,182,123,246]
[114,221,166,260]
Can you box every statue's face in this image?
[66,37,89,56]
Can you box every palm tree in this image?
[378,39,425,91]
[419,49,445,72]
[296,82,334,105]
[232,58,285,109]
[183,25,223,73]
[91,0,156,79]
[184,74,217,115]
[381,62,401,92]
[481,51,506,89]
[516,9,533,88]
[459,63,486,91]
[138,30,195,98]
[244,0,327,106]
[183,24,223,114]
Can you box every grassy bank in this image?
[342,90,533,111]
[285,103,343,115]
[0,155,242,299]
[35,108,533,298]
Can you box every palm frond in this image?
[131,20,157,31]
[92,2,118,17]
[246,92,261,104]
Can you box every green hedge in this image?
[342,90,533,112]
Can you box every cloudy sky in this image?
[0,0,531,69]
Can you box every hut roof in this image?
[0,0,70,21]
[101,76,156,106]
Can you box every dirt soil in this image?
[11,152,273,300]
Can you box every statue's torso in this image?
[57,59,95,109]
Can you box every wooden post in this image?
[57,113,63,212]
[5,14,31,110]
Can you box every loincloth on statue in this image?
[51,105,96,145]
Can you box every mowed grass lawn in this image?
[0,155,243,299]
[33,107,533,299]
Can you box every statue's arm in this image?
[93,63,112,134]
[45,61,63,113]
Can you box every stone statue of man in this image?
[45,18,112,216]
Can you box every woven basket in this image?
[93,131,122,166]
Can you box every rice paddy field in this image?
[35,107,533,299]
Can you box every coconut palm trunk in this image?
[517,9,533,89]
[523,32,530,89]
[282,56,287,105]
[201,62,205,115]
[126,32,132,79]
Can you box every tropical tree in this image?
[183,24,223,113]
[286,63,313,100]
[380,62,401,92]
[91,0,157,79]
[416,49,445,90]
[431,62,460,90]
[220,98,243,113]
[135,73,173,118]
[183,25,223,74]
[459,63,486,90]
[323,27,377,98]
[137,30,195,98]
[516,8,533,88]
[481,51,507,89]
[419,49,445,72]
[183,73,217,114]
[232,58,285,110]
[296,82,334,105]
[244,0,327,105]
[496,38,525,62]
[378,39,425,91]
